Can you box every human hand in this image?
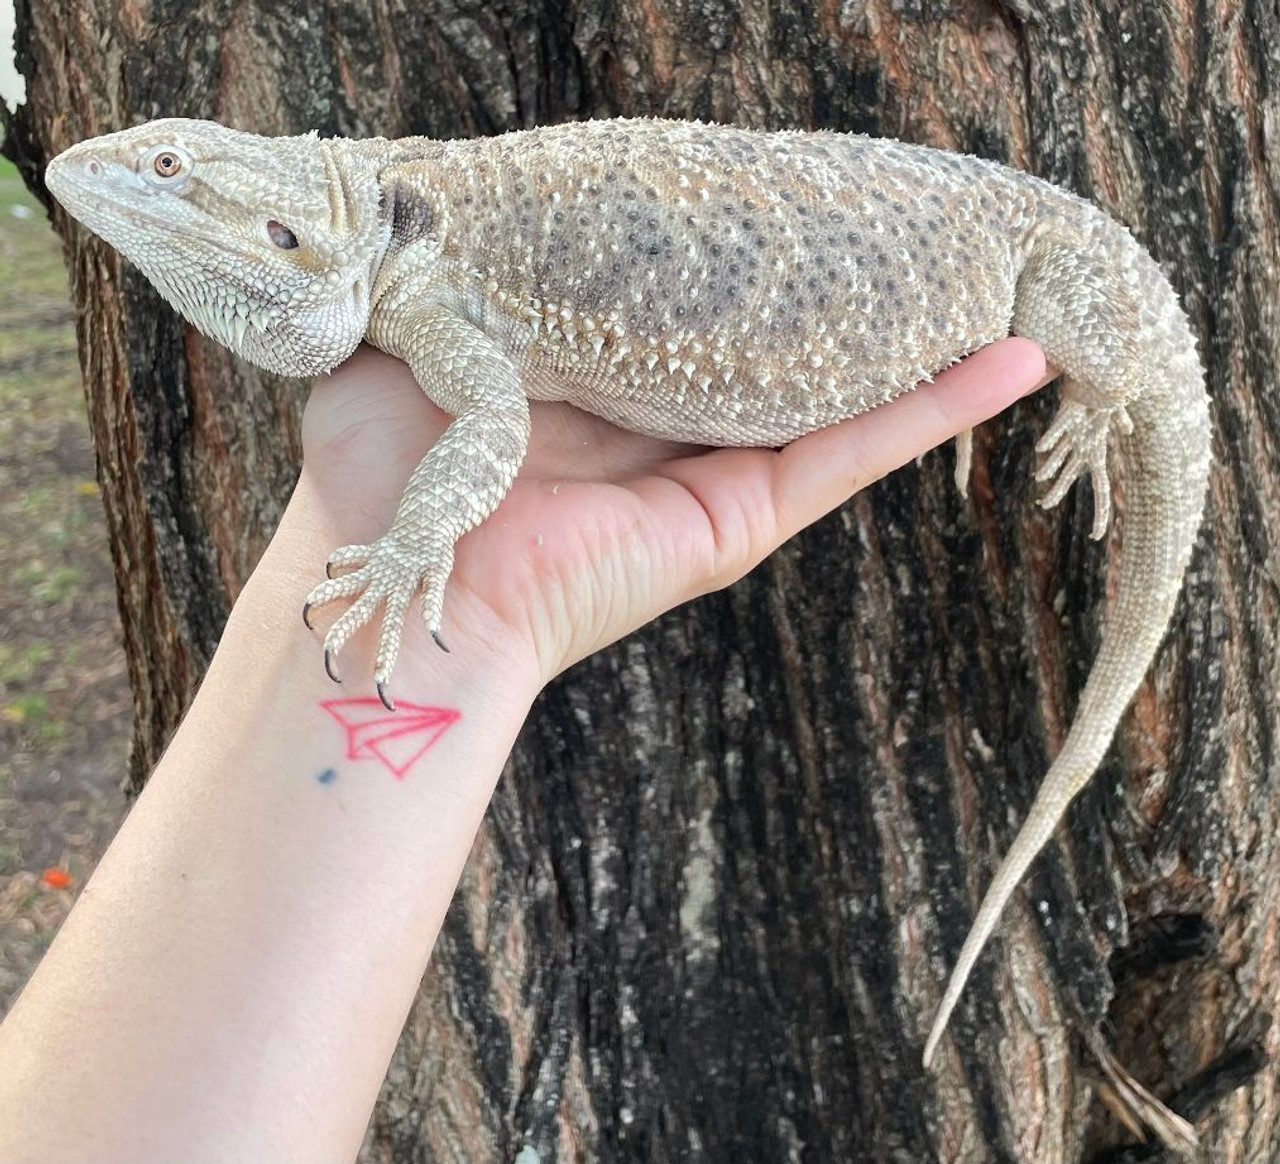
[0,337,1048,1164]
[295,339,1048,691]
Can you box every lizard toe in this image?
[413,549,454,652]
[325,543,374,575]
[322,588,384,664]
[952,428,973,499]
[372,583,414,698]
[303,568,369,616]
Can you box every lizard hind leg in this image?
[1012,234,1144,542]
[1034,392,1133,540]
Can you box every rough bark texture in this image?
[6,1,1278,1160]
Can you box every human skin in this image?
[0,338,1046,1163]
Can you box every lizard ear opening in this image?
[267,220,299,250]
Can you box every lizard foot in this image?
[302,534,453,706]
[1034,399,1131,540]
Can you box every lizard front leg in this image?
[303,309,531,707]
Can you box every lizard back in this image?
[370,120,1050,443]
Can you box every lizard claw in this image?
[324,648,341,684]
[376,679,396,712]
[302,601,314,630]
[431,630,450,653]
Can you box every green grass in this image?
[0,159,130,1018]
[0,841,24,877]
[0,643,53,685]
[0,168,77,418]
[0,141,128,767]
[0,174,70,302]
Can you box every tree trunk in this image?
[6,1,1277,1159]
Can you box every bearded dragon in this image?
[43,117,1212,1068]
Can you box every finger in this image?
[771,337,1048,540]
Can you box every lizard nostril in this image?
[88,161,100,175]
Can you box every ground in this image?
[0,155,129,1013]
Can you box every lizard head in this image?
[45,118,390,377]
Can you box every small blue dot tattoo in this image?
[317,768,338,785]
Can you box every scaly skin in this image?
[44,117,1212,1069]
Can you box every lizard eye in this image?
[141,143,193,189]
[267,220,299,250]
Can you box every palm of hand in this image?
[300,341,1046,686]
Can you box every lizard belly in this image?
[518,318,1012,447]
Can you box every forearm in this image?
[0,473,541,1163]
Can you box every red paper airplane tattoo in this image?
[320,698,461,780]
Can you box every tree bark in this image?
[6,0,1277,1159]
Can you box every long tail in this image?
[922,288,1211,1067]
